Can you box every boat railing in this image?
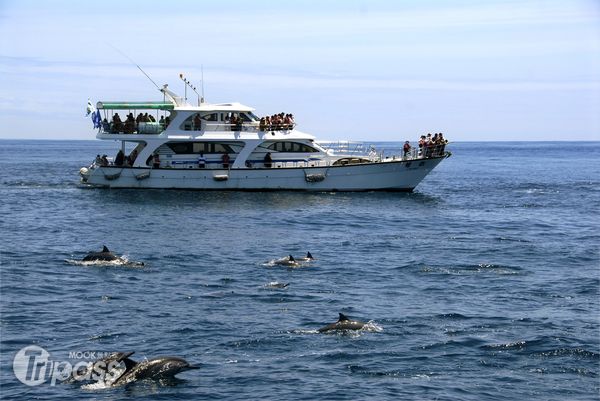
[100,121,166,135]
[100,121,299,135]
[201,122,297,132]
[318,141,371,156]
[319,141,448,161]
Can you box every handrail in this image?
[201,122,297,132]
[100,121,299,134]
[100,121,165,135]
[320,141,449,161]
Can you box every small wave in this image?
[483,340,528,350]
[79,366,126,390]
[81,381,112,390]
[2,180,79,189]
[289,329,320,335]
[88,332,125,341]
[532,348,600,360]
[169,327,197,334]
[362,321,384,332]
[495,236,531,243]
[420,263,523,275]
[65,257,145,268]
[421,337,487,351]
[348,365,433,379]
[436,312,472,320]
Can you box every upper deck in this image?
[95,98,302,140]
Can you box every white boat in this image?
[80,84,450,191]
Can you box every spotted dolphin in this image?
[318,313,366,333]
[112,356,199,385]
[64,351,136,384]
[66,352,198,387]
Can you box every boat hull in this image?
[81,156,447,191]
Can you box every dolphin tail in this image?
[338,313,350,322]
[102,245,110,253]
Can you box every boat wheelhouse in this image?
[80,84,450,191]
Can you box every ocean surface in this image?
[0,140,598,400]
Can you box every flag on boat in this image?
[93,109,102,129]
[86,98,95,116]
[86,99,102,129]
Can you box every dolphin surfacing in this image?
[273,255,300,267]
[113,356,199,385]
[79,246,144,266]
[65,352,198,387]
[297,252,314,262]
[318,313,366,333]
[65,351,136,384]
[82,246,120,262]
[272,252,314,267]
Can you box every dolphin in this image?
[297,252,314,262]
[65,352,198,386]
[80,246,144,266]
[318,313,366,333]
[272,252,314,267]
[273,255,300,267]
[82,246,120,262]
[112,356,199,385]
[64,351,136,384]
[265,281,290,289]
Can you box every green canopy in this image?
[96,101,174,110]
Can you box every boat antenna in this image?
[109,44,161,91]
[201,65,205,103]
[179,73,202,106]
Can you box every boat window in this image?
[238,113,253,122]
[202,113,218,121]
[179,113,203,131]
[167,141,235,154]
[168,142,193,154]
[266,142,318,153]
[247,112,259,121]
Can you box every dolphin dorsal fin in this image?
[102,245,110,253]
[338,313,350,322]
[306,252,313,259]
[123,357,137,372]
[289,255,295,262]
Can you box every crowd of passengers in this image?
[402,132,448,158]
[95,148,139,167]
[189,113,263,131]
[104,112,170,134]
[259,113,295,131]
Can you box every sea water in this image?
[0,140,598,400]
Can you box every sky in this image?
[0,0,599,141]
